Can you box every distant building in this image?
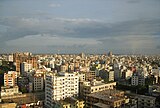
[131,75,139,86]
[60,65,68,72]
[49,60,55,69]
[84,71,96,81]
[14,53,37,74]
[21,62,32,74]
[99,69,114,82]
[108,51,113,57]
[131,73,145,86]
[8,54,13,62]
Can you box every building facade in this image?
[33,74,44,92]
[45,72,79,108]
[4,71,18,87]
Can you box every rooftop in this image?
[87,89,125,102]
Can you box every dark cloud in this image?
[0,16,160,41]
[0,16,160,54]
[71,19,160,38]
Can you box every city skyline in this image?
[0,0,160,54]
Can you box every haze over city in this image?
[0,0,160,54]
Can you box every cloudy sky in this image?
[0,0,160,54]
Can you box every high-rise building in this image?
[45,72,79,108]
[33,74,44,92]
[4,71,18,86]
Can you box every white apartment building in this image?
[45,72,79,108]
[21,62,32,74]
[4,71,18,86]
[33,74,44,92]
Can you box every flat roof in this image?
[87,89,125,102]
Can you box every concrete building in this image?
[0,86,21,97]
[125,93,156,108]
[131,75,139,86]
[137,95,156,108]
[80,79,116,98]
[86,89,129,108]
[33,74,44,92]
[45,72,79,108]
[4,71,18,87]
[131,73,145,86]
